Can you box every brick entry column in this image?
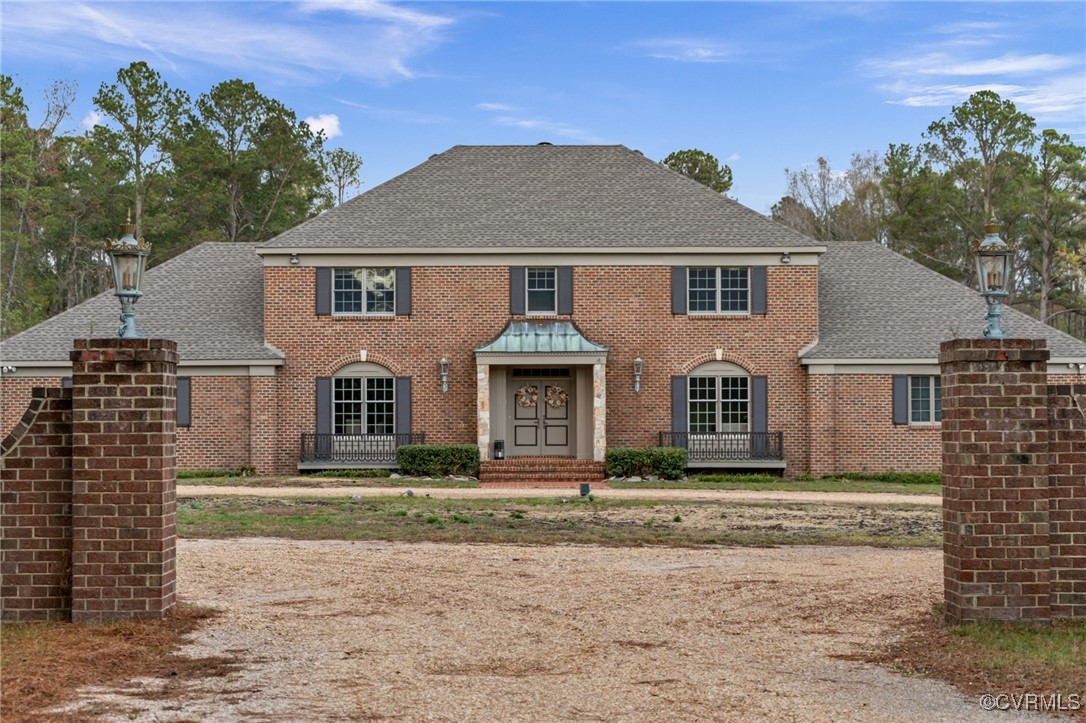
[940,339,1050,623]
[70,339,178,622]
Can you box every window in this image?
[909,375,942,423]
[526,267,557,314]
[332,377,394,434]
[688,267,749,314]
[333,268,394,315]
[688,375,749,433]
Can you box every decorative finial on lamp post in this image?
[972,218,1011,340]
[106,210,151,338]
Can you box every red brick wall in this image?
[812,374,942,476]
[941,339,1052,623]
[1048,383,1086,620]
[1,377,63,440]
[263,264,819,476]
[176,376,252,471]
[69,339,177,623]
[0,388,73,622]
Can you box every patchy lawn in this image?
[178,496,941,548]
[609,476,942,496]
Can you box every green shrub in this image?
[397,444,480,477]
[605,447,687,480]
[177,469,245,479]
[694,473,782,484]
[832,471,941,485]
[307,469,392,479]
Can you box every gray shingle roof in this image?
[0,242,280,363]
[261,145,819,249]
[807,241,1086,360]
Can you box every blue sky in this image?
[3,1,1084,213]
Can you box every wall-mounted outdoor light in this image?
[780,252,791,264]
[289,253,300,265]
[972,219,1011,340]
[106,212,151,339]
[439,356,450,393]
[1,366,16,374]
[633,355,644,393]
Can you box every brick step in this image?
[479,480,610,489]
[479,458,605,488]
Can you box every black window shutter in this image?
[315,268,332,316]
[671,267,687,314]
[395,377,412,435]
[892,375,908,425]
[751,266,767,315]
[177,377,192,427]
[510,267,526,315]
[316,377,332,434]
[395,267,412,316]
[751,376,768,434]
[671,376,688,435]
[557,266,573,315]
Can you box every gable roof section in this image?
[808,241,1086,361]
[0,242,279,364]
[261,145,819,250]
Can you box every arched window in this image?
[688,361,750,434]
[332,362,394,435]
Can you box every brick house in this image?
[3,144,1085,481]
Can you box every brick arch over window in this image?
[325,352,405,377]
[679,351,757,375]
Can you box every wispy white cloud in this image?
[305,113,342,138]
[296,0,452,30]
[477,102,516,112]
[636,38,736,63]
[333,98,450,124]
[864,52,1078,77]
[494,115,603,143]
[1,1,454,85]
[727,153,741,162]
[861,20,1085,124]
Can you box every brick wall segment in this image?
[1,387,73,622]
[69,338,178,623]
[940,339,1053,624]
[262,264,818,477]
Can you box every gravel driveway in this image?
[61,539,1048,722]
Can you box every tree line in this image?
[1,62,363,338]
[766,91,1085,337]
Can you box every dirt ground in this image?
[53,539,1054,722]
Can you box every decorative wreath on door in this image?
[545,385,569,409]
[516,385,539,408]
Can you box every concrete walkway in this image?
[178,484,941,506]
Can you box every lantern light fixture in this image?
[972,219,1011,340]
[106,211,151,339]
[439,356,450,393]
[633,355,644,393]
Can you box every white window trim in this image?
[525,266,558,316]
[688,373,751,434]
[331,375,396,435]
[687,266,751,316]
[908,375,942,425]
[332,268,396,317]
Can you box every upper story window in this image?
[333,268,394,315]
[909,375,942,423]
[526,267,557,314]
[688,267,749,314]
